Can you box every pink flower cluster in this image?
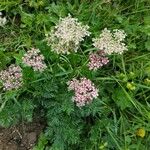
[0,64,23,91]
[68,78,99,107]
[22,48,47,72]
[88,50,109,70]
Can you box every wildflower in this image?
[0,12,6,26]
[0,64,23,91]
[88,50,109,70]
[144,78,150,85]
[136,128,145,138]
[92,28,127,55]
[68,78,99,107]
[126,82,136,91]
[113,29,127,42]
[46,14,90,54]
[99,142,108,149]
[22,48,47,72]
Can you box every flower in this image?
[136,128,146,138]
[46,14,90,54]
[126,82,136,91]
[0,64,23,91]
[144,78,150,85]
[68,78,99,107]
[88,50,109,70]
[0,12,6,26]
[22,48,47,72]
[92,28,127,55]
[113,29,127,42]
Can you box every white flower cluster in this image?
[46,14,90,54]
[0,64,23,91]
[0,12,6,26]
[92,28,127,55]
[22,48,47,72]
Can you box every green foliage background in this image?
[1,0,150,149]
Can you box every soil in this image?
[0,119,45,150]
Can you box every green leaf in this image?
[60,94,74,115]
[13,50,25,65]
[21,12,34,27]
[33,133,48,150]
[142,25,150,36]
[144,16,150,25]
[145,39,150,50]
[0,51,11,70]
[112,88,132,110]
[21,100,34,122]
